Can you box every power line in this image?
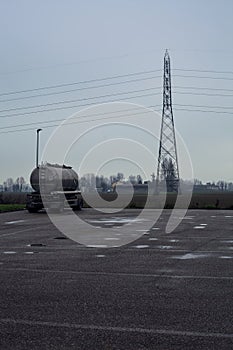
[1,86,233,119]
[0,87,161,114]
[0,69,162,97]
[173,91,233,97]
[1,82,233,104]
[174,85,233,92]
[0,76,162,103]
[1,106,232,135]
[0,105,161,130]
[174,108,233,115]
[0,91,161,119]
[1,67,233,99]
[174,103,233,110]
[2,100,233,129]
[173,68,233,75]
[173,74,233,81]
[0,107,162,134]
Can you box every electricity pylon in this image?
[156,50,180,193]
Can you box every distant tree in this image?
[151,173,156,182]
[100,176,108,192]
[217,180,225,191]
[194,179,202,185]
[137,175,142,184]
[116,173,124,182]
[129,175,136,184]
[6,178,14,192]
[110,175,117,184]
[19,177,25,191]
[161,158,178,192]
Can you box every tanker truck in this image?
[26,163,83,213]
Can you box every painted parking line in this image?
[0,318,233,339]
[1,267,233,281]
[0,227,35,238]
[4,220,26,225]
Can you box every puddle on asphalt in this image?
[28,243,46,247]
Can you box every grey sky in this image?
[0,0,233,183]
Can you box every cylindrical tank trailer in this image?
[30,164,79,192]
[26,163,83,213]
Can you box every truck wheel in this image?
[27,208,38,213]
[73,199,83,211]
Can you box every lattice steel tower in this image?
[156,50,180,192]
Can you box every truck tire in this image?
[73,199,83,211]
[27,208,39,213]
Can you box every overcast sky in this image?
[0,0,233,183]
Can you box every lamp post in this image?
[36,129,42,168]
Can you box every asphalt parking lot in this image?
[0,209,233,350]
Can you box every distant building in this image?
[193,183,220,193]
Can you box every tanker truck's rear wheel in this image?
[72,199,83,211]
[27,208,39,213]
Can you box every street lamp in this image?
[36,128,42,168]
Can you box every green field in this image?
[0,204,25,212]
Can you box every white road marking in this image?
[180,216,195,220]
[220,256,233,259]
[172,253,210,260]
[1,267,233,281]
[104,238,119,241]
[87,217,146,224]
[0,318,233,339]
[134,245,149,249]
[157,245,173,249]
[193,226,205,229]
[149,238,158,241]
[3,251,16,254]
[87,245,108,248]
[0,227,34,238]
[4,220,25,225]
